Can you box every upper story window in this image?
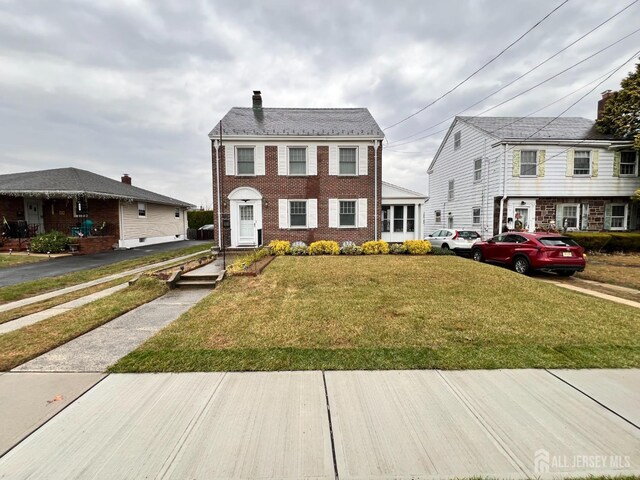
[288,147,307,175]
[448,180,454,201]
[520,150,537,176]
[289,201,307,228]
[621,151,638,176]
[138,202,147,218]
[236,147,255,175]
[339,200,356,227]
[454,131,461,150]
[474,158,482,182]
[573,150,591,176]
[339,147,357,175]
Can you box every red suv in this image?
[471,232,586,276]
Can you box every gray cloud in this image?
[0,0,638,205]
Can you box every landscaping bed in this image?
[111,256,640,372]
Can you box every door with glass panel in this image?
[238,204,255,245]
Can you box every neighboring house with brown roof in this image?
[0,167,193,252]
[209,91,385,248]
[426,114,639,238]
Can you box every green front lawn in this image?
[111,256,640,372]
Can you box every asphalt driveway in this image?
[0,241,210,287]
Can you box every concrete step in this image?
[180,274,219,281]
[175,280,216,289]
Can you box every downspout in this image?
[498,143,508,234]
[374,140,380,240]
[214,138,222,247]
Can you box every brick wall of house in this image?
[77,235,118,254]
[212,143,382,246]
[535,196,630,231]
[42,198,120,238]
[0,195,25,222]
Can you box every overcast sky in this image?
[1,0,639,206]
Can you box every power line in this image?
[387,0,638,145]
[387,27,640,148]
[382,0,569,131]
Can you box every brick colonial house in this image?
[0,168,192,253]
[209,92,384,248]
[425,114,639,238]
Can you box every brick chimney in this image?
[252,90,262,110]
[121,174,131,185]
[597,90,614,119]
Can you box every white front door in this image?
[238,204,255,245]
[24,198,44,235]
[514,207,531,232]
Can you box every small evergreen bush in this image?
[30,231,69,253]
[361,240,389,255]
[308,240,340,255]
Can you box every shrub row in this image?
[268,239,433,256]
[226,248,270,274]
[565,232,640,252]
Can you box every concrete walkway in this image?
[0,369,638,479]
[0,248,210,314]
[544,279,640,309]
[13,288,211,372]
[0,284,128,335]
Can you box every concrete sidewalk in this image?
[0,369,638,479]
[13,288,211,372]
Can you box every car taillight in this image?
[452,231,458,240]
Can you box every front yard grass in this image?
[576,253,640,290]
[0,253,47,269]
[0,243,211,304]
[0,276,167,371]
[111,256,640,372]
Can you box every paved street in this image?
[0,369,638,479]
[0,240,210,287]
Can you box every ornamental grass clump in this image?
[389,243,407,254]
[340,241,362,255]
[290,241,308,256]
[403,239,432,255]
[361,240,389,255]
[308,240,340,255]
[268,240,291,256]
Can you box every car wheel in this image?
[513,256,530,275]
[557,271,575,277]
[441,244,450,251]
[472,248,483,262]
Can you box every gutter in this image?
[214,138,222,247]
[498,143,508,234]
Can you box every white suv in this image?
[427,229,481,253]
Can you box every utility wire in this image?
[387,0,638,145]
[382,0,569,131]
[387,27,640,148]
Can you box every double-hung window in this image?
[520,151,537,176]
[562,205,578,229]
[174,208,180,218]
[473,158,482,182]
[339,147,357,175]
[472,207,481,225]
[406,205,415,232]
[448,180,454,201]
[289,201,307,228]
[574,150,591,175]
[393,206,404,232]
[236,147,255,175]
[288,147,307,175]
[435,210,442,224]
[339,201,356,227]
[621,151,638,176]
[138,202,147,218]
[381,206,390,232]
[610,204,627,229]
[454,131,461,150]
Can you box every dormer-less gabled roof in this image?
[209,107,384,138]
[382,181,428,200]
[0,168,193,207]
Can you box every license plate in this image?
[562,252,572,257]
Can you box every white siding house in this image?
[381,182,427,242]
[426,116,639,238]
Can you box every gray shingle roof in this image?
[209,107,384,137]
[457,116,616,141]
[0,168,193,207]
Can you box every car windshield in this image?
[458,231,480,240]
[539,237,579,247]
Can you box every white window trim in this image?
[338,146,358,176]
[288,199,308,229]
[174,208,180,218]
[620,151,639,177]
[287,146,308,176]
[138,202,147,218]
[520,150,538,177]
[435,210,442,224]
[473,158,482,183]
[573,150,591,177]
[454,131,461,151]
[73,199,88,218]
[338,199,357,228]
[472,207,481,225]
[559,203,580,231]
[448,180,454,201]
[610,203,628,231]
[235,146,256,177]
